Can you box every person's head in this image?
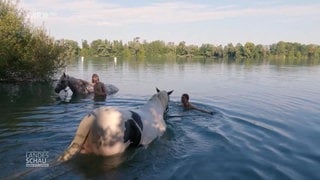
[181,93,189,105]
[92,74,99,83]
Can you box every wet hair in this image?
[92,73,99,83]
[182,93,189,101]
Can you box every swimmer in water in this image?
[181,93,214,115]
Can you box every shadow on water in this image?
[0,82,57,139]
[0,82,56,112]
[0,82,55,178]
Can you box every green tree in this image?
[235,43,244,59]
[110,40,124,57]
[255,44,267,59]
[81,40,91,56]
[90,39,106,57]
[176,41,188,56]
[306,44,320,59]
[275,41,287,59]
[200,44,213,58]
[144,40,166,57]
[243,42,255,59]
[213,45,224,58]
[186,45,199,58]
[166,42,176,57]
[0,0,65,81]
[128,37,145,59]
[57,39,80,59]
[224,43,236,59]
[122,44,132,58]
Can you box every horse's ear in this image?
[63,72,66,77]
[156,87,160,93]
[167,90,174,96]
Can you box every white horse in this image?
[58,88,173,162]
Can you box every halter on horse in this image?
[58,88,173,162]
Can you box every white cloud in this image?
[16,0,320,45]
[19,1,320,27]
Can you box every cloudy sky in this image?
[19,0,320,46]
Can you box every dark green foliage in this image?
[0,0,69,81]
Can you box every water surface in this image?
[0,58,319,179]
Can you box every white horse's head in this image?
[155,88,174,114]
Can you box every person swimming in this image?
[181,93,214,115]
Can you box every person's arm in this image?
[190,104,214,115]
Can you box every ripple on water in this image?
[218,110,319,180]
[2,93,319,179]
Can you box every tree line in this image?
[74,37,320,61]
[0,0,68,81]
[1,0,319,81]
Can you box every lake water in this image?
[0,58,319,179]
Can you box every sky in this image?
[19,0,320,46]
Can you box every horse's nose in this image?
[54,86,60,93]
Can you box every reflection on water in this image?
[1,58,320,179]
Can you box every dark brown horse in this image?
[54,73,119,97]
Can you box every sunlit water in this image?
[0,58,319,179]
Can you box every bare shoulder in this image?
[182,102,194,110]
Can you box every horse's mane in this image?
[64,74,90,94]
[67,75,89,85]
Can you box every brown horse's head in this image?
[55,73,69,93]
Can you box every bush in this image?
[0,0,66,81]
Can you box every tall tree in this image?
[224,43,236,59]
[0,0,65,81]
[243,42,255,59]
[176,41,188,56]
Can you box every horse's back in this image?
[106,84,119,95]
[85,107,129,156]
[82,106,164,156]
